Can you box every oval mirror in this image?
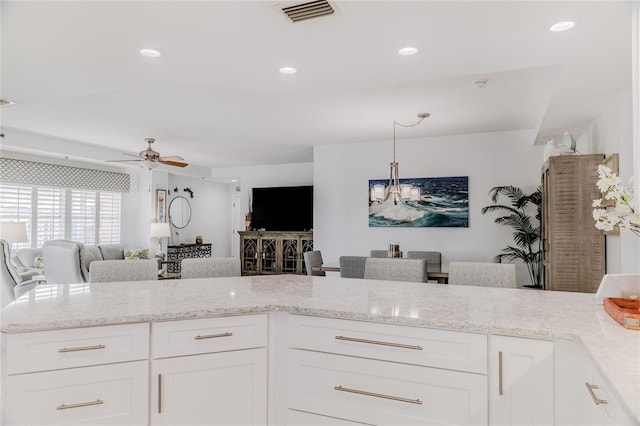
[169,196,192,229]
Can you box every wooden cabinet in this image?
[541,154,606,292]
[4,324,150,426]
[489,335,554,425]
[239,231,313,275]
[166,243,212,274]
[286,315,488,425]
[151,315,268,426]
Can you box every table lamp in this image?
[0,222,28,248]
[150,222,171,260]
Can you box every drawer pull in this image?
[335,335,422,350]
[195,332,233,340]
[498,351,503,396]
[58,344,106,353]
[334,385,423,405]
[585,382,608,405]
[56,399,104,410]
[158,374,163,414]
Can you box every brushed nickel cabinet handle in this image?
[195,332,232,340]
[335,335,422,350]
[57,399,104,410]
[498,351,503,396]
[158,374,163,414]
[585,382,608,405]
[58,344,106,353]
[334,385,422,405]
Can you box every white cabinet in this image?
[151,348,267,425]
[4,323,150,426]
[286,315,488,425]
[151,314,268,426]
[489,335,554,425]
[555,339,636,426]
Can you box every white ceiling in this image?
[0,1,632,171]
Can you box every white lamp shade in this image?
[150,222,171,238]
[0,222,28,243]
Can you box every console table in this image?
[166,243,212,273]
[239,231,313,275]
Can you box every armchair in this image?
[1,240,39,307]
[42,240,88,284]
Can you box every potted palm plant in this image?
[481,186,542,288]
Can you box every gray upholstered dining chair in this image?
[303,250,325,276]
[339,256,367,279]
[406,251,442,272]
[1,239,40,307]
[89,259,158,283]
[370,250,403,258]
[363,258,428,283]
[448,262,517,288]
[181,257,241,279]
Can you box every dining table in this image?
[312,262,449,284]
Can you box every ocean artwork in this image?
[368,176,469,227]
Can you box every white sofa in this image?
[14,243,127,282]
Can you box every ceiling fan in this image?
[107,138,188,169]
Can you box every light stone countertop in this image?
[2,274,639,421]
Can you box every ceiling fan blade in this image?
[122,153,144,159]
[159,155,185,162]
[106,159,143,163]
[159,159,189,168]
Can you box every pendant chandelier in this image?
[372,112,430,205]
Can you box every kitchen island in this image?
[2,275,639,425]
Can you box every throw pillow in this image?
[33,256,44,268]
[125,248,148,260]
[100,245,125,261]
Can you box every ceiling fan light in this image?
[142,160,159,170]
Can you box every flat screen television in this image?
[251,186,313,231]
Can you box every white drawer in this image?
[5,360,149,426]
[6,323,149,375]
[152,314,268,358]
[287,409,371,425]
[287,349,487,426]
[288,315,487,374]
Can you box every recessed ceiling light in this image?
[550,21,575,32]
[398,47,418,56]
[279,67,297,75]
[140,48,161,58]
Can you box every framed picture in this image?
[156,189,167,223]
[368,176,469,227]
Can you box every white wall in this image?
[167,175,231,257]
[576,90,638,273]
[314,129,545,287]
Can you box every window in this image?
[0,184,33,250]
[0,184,122,248]
[36,187,66,247]
[71,190,96,245]
[99,192,122,245]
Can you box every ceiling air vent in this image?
[281,0,334,23]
